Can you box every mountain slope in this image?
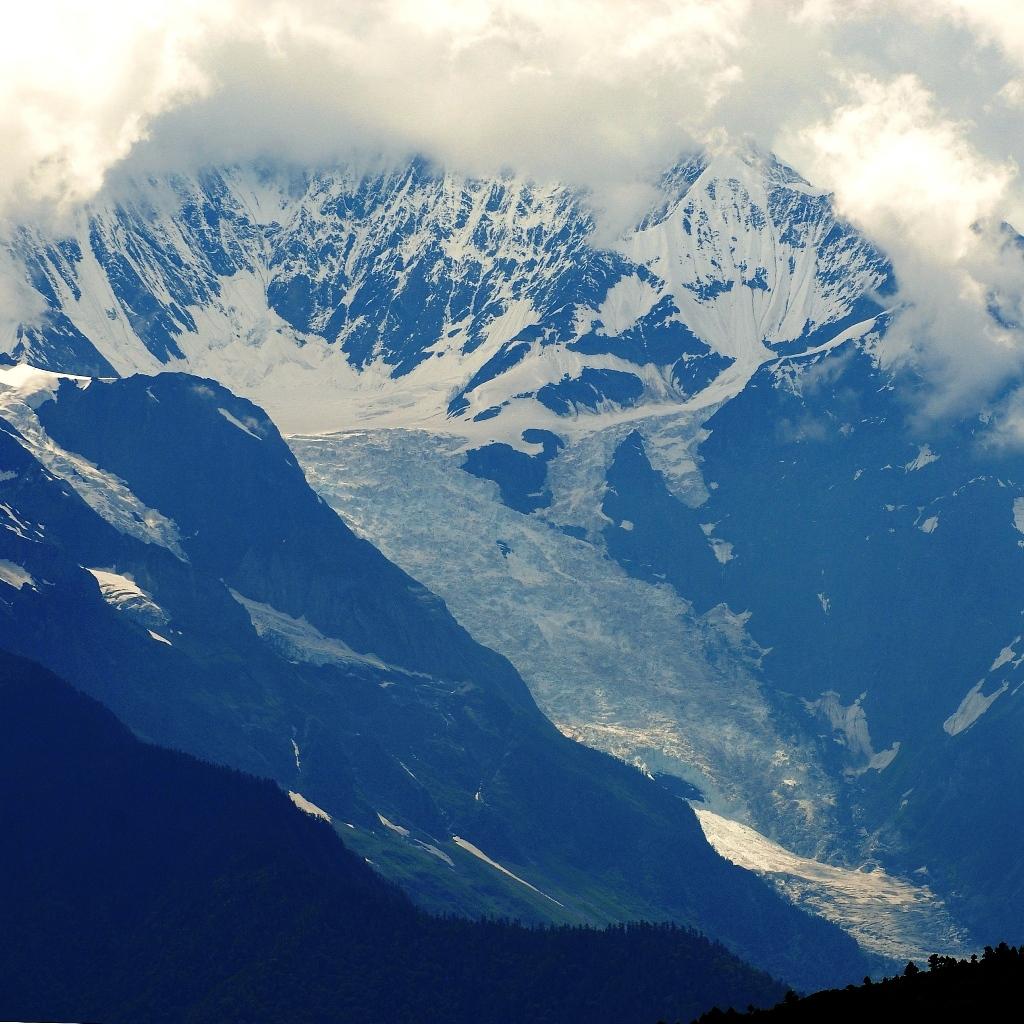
[0,646,792,1024]
[0,364,867,989]
[650,335,1024,941]
[559,331,1024,943]
[299,328,1024,954]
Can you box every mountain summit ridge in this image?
[3,148,891,441]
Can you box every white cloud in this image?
[4,2,1020,216]
[791,74,1014,260]
[1,0,757,211]
[4,1,1024,423]
[783,72,1024,419]
[0,3,220,215]
[0,249,46,351]
[996,79,1024,108]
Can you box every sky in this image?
[4,0,1024,428]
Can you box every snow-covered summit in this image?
[3,149,890,441]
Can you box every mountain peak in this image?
[2,153,890,442]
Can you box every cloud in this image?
[5,2,1020,215]
[782,72,1024,417]
[0,249,46,350]
[4,1,1024,426]
[3,0,757,212]
[0,2,219,216]
[791,74,1014,260]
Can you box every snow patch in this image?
[867,743,900,772]
[86,568,166,623]
[804,691,897,775]
[87,569,168,630]
[377,813,410,837]
[0,503,44,542]
[375,812,455,866]
[990,640,1020,673]
[0,559,36,591]
[943,681,1009,736]
[709,537,734,564]
[289,791,332,822]
[230,589,408,675]
[218,406,262,440]
[0,362,91,409]
[905,445,940,472]
[418,842,455,866]
[1013,497,1024,535]
[452,835,563,906]
[593,275,662,336]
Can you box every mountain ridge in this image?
[2,148,891,442]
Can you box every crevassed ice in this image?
[292,426,838,852]
[694,807,968,962]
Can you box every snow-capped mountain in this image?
[3,148,890,438]
[4,145,1015,961]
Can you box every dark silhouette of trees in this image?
[691,943,1024,1022]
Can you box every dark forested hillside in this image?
[690,945,1024,1023]
[0,648,786,1024]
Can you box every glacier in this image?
[294,424,838,847]
[693,807,967,963]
